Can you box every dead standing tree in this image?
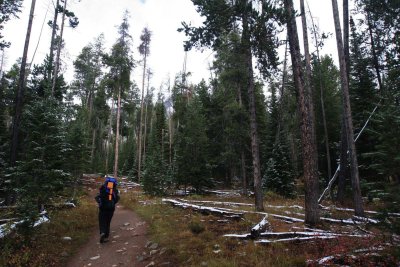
[331,0,364,216]
[284,0,320,225]
[137,27,151,183]
[9,0,37,204]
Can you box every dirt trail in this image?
[66,184,153,267]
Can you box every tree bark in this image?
[366,11,383,93]
[284,0,320,225]
[242,4,263,211]
[337,0,351,205]
[113,86,121,178]
[143,69,151,165]
[10,0,36,168]
[51,0,66,97]
[331,0,364,216]
[137,51,147,182]
[8,0,36,205]
[105,99,114,174]
[48,0,59,80]
[307,2,332,183]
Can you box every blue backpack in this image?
[99,177,118,209]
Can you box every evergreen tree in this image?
[0,0,23,48]
[16,98,71,216]
[175,88,210,192]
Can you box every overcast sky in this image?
[2,0,345,92]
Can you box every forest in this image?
[0,0,399,266]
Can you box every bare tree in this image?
[113,88,121,178]
[10,0,36,168]
[307,2,333,183]
[284,0,320,225]
[331,0,364,216]
[242,3,263,211]
[137,27,151,182]
[51,0,67,96]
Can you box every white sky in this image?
[2,0,346,92]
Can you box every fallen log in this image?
[203,190,241,197]
[271,214,304,223]
[320,204,400,217]
[0,211,50,239]
[162,199,244,219]
[178,199,254,207]
[251,215,269,238]
[225,231,370,240]
[256,235,337,244]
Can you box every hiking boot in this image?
[100,233,106,243]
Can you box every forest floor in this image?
[1,176,399,266]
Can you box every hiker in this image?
[95,176,120,243]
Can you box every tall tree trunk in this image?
[337,119,348,203]
[285,0,320,225]
[8,0,36,205]
[143,69,151,164]
[113,86,121,178]
[242,6,263,211]
[51,0,66,97]
[105,99,115,174]
[237,85,247,196]
[48,0,59,80]
[366,11,383,93]
[331,0,364,216]
[137,51,147,182]
[307,3,332,183]
[10,0,36,168]
[90,128,96,169]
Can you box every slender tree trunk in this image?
[331,0,364,216]
[143,69,151,164]
[105,99,115,174]
[10,0,36,168]
[337,119,348,203]
[337,0,350,204]
[366,12,383,93]
[51,0,67,97]
[308,3,332,183]
[48,0,59,80]
[285,0,320,225]
[242,6,263,211]
[90,128,96,168]
[137,52,147,182]
[8,0,36,205]
[237,85,247,196]
[113,86,121,178]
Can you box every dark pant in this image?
[99,208,114,238]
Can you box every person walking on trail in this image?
[95,176,120,243]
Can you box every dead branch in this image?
[177,199,254,207]
[320,204,400,217]
[251,215,269,238]
[256,235,337,244]
[162,199,244,219]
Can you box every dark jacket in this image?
[95,184,120,210]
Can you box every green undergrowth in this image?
[0,191,97,267]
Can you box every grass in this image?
[121,189,399,266]
[0,190,97,267]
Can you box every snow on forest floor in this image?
[123,188,400,266]
[1,176,399,266]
